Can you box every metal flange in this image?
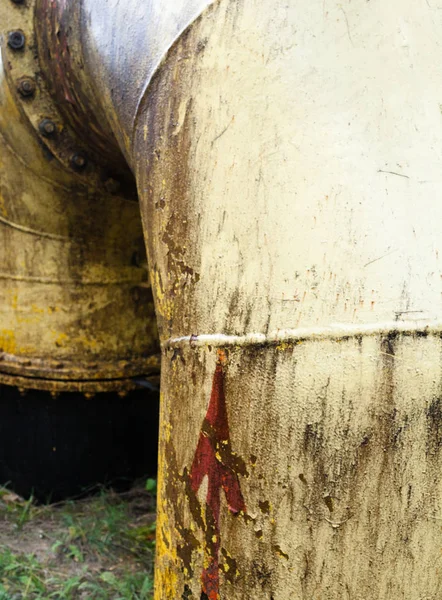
[0,370,161,395]
[0,351,161,383]
[1,0,137,199]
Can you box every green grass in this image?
[0,485,156,599]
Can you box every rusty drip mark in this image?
[190,351,246,600]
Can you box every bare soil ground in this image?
[0,484,156,599]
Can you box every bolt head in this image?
[39,119,56,137]
[70,153,88,170]
[104,177,121,194]
[17,77,35,97]
[8,30,25,50]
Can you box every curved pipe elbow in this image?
[0,1,160,394]
[8,1,442,599]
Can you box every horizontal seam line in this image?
[163,320,442,348]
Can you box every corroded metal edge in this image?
[0,351,161,382]
[0,371,160,395]
[1,0,136,197]
[163,320,442,349]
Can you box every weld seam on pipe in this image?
[0,215,129,244]
[0,215,73,241]
[163,320,442,349]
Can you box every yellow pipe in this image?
[0,0,159,393]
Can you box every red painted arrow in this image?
[190,353,246,600]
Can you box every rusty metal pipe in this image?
[5,0,442,598]
[0,0,160,394]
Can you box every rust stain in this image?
[47,0,76,106]
[189,350,247,600]
[35,0,132,180]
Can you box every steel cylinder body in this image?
[130,0,442,597]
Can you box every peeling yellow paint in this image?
[154,437,179,600]
[0,193,7,217]
[0,36,158,391]
[30,304,45,315]
[152,269,173,321]
[0,330,16,353]
[51,332,68,346]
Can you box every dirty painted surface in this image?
[35,0,137,187]
[154,334,442,598]
[154,348,249,600]
[0,1,159,391]
[79,0,212,157]
[135,0,442,339]
[130,0,442,597]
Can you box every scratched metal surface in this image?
[155,334,442,599]
[131,0,442,597]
